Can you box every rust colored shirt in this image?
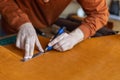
[0,0,109,39]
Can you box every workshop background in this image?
[0,0,120,37]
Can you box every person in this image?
[0,0,109,60]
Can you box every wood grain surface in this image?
[0,35,120,80]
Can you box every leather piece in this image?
[0,35,120,80]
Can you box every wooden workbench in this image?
[0,35,120,80]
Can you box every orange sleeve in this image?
[77,0,109,39]
[0,0,30,30]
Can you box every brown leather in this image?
[1,35,120,80]
[0,0,109,39]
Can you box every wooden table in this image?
[0,35,120,80]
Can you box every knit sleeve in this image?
[0,0,30,31]
[77,0,109,39]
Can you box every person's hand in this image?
[16,22,44,59]
[48,28,84,51]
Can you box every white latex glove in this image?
[16,22,44,59]
[48,28,84,51]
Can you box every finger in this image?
[48,33,68,46]
[53,40,65,50]
[24,38,30,59]
[29,37,35,58]
[35,37,44,52]
[20,35,25,49]
[16,32,21,48]
[53,44,60,50]
[55,47,63,52]
[60,42,73,51]
[55,40,73,52]
[57,37,73,51]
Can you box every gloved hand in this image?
[16,22,44,60]
[48,28,84,51]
